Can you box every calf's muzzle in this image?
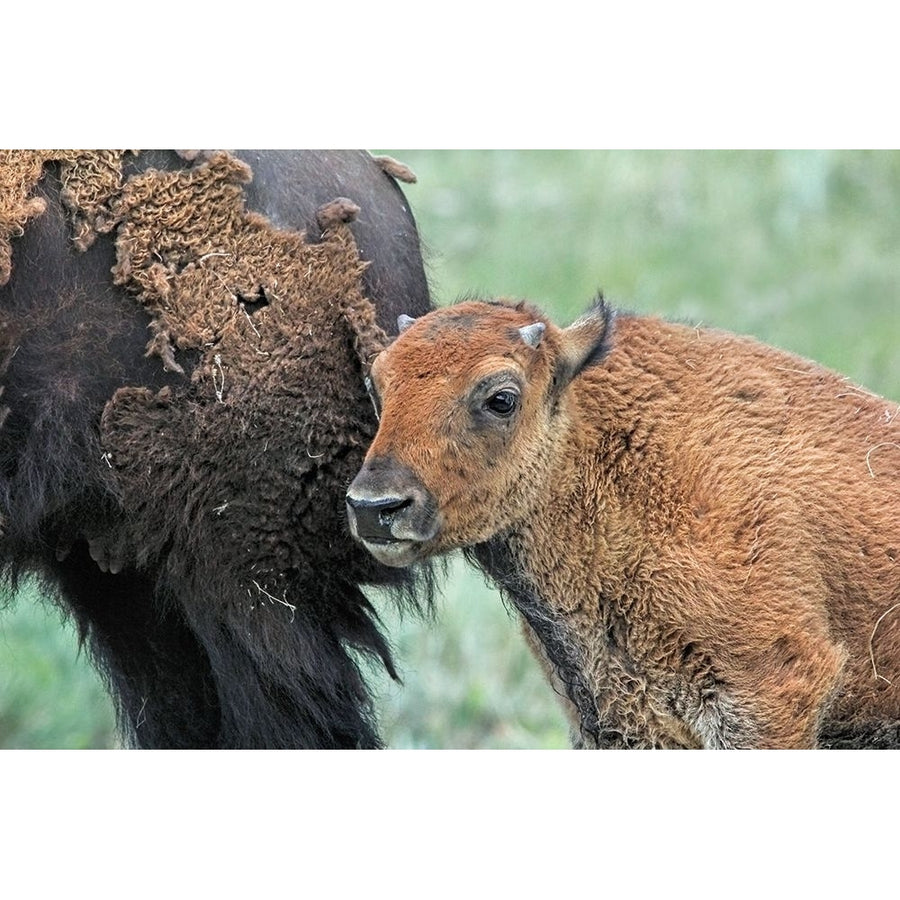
[346,456,440,567]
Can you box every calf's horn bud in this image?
[518,322,546,348]
[397,314,417,334]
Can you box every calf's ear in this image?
[552,297,614,396]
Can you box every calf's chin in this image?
[358,539,426,568]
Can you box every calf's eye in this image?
[485,389,519,417]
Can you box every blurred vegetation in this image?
[2,150,899,748]
[0,583,117,748]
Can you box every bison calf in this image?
[347,298,900,748]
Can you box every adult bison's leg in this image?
[54,544,221,749]
[54,539,390,749]
[170,574,388,749]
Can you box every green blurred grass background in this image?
[2,150,899,748]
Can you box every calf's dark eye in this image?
[485,389,519,417]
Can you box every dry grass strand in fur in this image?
[870,602,900,684]
[865,442,900,478]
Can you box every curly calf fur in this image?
[351,299,900,748]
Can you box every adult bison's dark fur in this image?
[0,150,434,748]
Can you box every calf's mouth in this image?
[346,457,440,567]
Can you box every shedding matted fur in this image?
[100,151,392,589]
[1,150,423,747]
[0,151,49,287]
[0,150,132,280]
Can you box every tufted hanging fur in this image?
[0,149,433,748]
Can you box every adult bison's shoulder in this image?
[0,149,433,748]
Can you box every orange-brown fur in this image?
[356,299,900,748]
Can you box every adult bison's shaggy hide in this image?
[0,150,433,748]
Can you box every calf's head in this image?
[346,299,612,567]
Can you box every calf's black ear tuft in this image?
[552,296,614,397]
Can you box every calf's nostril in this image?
[346,494,414,541]
[378,497,412,525]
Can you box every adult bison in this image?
[0,150,433,748]
[347,298,900,748]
